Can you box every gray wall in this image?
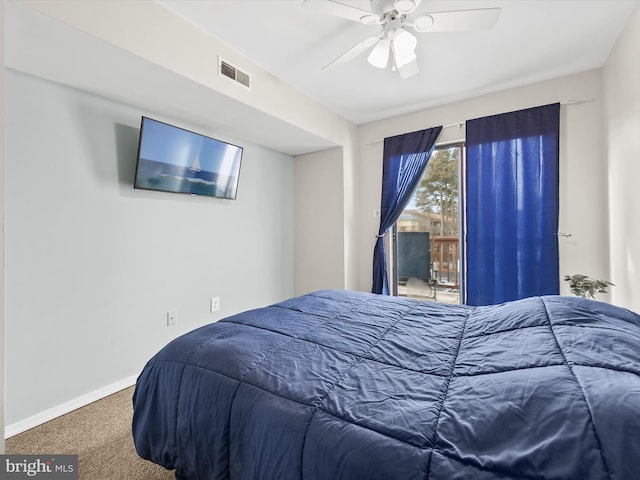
[5,70,294,425]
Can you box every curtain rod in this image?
[369,98,596,144]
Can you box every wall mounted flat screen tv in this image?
[134,116,243,199]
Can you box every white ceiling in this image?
[159,0,639,125]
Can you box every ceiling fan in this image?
[303,0,501,79]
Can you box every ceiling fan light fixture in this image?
[394,0,421,14]
[397,58,419,79]
[412,14,434,32]
[392,28,417,68]
[393,47,417,69]
[367,38,391,68]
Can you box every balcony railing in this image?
[431,236,460,288]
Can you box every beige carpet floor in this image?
[6,386,175,480]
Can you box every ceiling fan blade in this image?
[302,0,380,24]
[411,8,501,33]
[322,36,380,70]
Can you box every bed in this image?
[132,289,640,480]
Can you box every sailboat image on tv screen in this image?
[190,155,202,172]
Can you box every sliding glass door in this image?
[393,145,463,304]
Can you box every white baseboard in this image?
[5,375,138,439]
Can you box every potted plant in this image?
[563,274,614,299]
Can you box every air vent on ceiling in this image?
[218,57,252,90]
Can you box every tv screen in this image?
[134,117,243,199]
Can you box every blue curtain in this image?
[372,126,442,295]
[465,103,560,306]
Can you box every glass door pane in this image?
[394,145,462,304]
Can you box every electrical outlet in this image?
[210,297,220,313]
[167,311,177,326]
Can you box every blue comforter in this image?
[132,290,640,479]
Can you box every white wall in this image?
[341,126,361,292]
[603,4,640,311]
[294,148,346,295]
[5,70,294,426]
[355,70,608,297]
